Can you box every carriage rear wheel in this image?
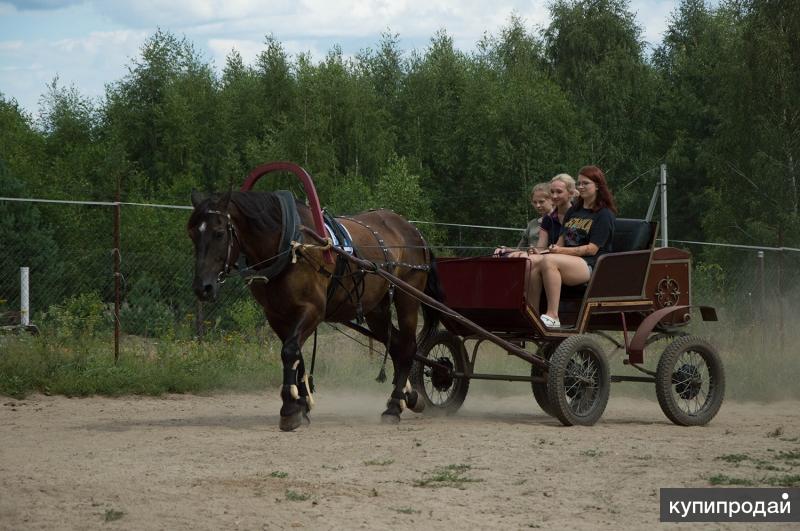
[655,335,725,426]
[546,334,610,426]
[410,330,469,415]
[530,342,558,417]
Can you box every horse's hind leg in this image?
[378,290,422,424]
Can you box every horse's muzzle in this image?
[193,277,218,302]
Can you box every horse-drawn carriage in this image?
[410,219,725,427]
[189,162,724,430]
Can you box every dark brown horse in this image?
[188,190,442,431]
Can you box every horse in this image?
[188,190,443,431]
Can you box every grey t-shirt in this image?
[518,217,542,249]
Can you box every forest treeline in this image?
[1,0,799,325]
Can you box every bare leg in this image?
[540,255,591,319]
[525,254,545,312]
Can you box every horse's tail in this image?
[420,249,444,343]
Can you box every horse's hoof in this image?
[381,413,401,425]
[301,411,311,426]
[279,412,303,432]
[406,390,425,413]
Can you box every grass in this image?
[580,449,602,458]
[0,334,281,398]
[708,474,755,486]
[364,459,394,466]
[103,509,124,522]
[716,453,750,464]
[710,447,799,486]
[764,475,800,487]
[392,507,419,514]
[414,464,482,489]
[270,471,288,478]
[285,490,310,501]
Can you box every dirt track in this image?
[1,391,798,530]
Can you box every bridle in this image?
[204,209,239,284]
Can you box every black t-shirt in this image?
[560,206,615,267]
[539,210,562,246]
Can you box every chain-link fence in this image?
[2,197,798,361]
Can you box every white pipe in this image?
[20,267,30,326]
[660,164,668,247]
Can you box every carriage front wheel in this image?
[530,342,558,417]
[546,334,610,426]
[410,330,469,415]
[655,335,725,426]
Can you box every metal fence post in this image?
[20,267,29,326]
[660,164,668,247]
[757,250,765,319]
[114,182,121,364]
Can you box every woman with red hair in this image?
[530,165,617,328]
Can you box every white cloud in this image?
[207,38,262,66]
[0,29,147,113]
[0,40,24,50]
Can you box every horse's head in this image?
[187,190,237,302]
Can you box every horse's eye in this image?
[213,230,225,239]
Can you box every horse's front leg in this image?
[278,310,320,432]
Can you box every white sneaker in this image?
[540,314,561,328]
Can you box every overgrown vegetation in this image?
[0,333,280,398]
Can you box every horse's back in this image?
[338,209,429,273]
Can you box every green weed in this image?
[270,471,288,478]
[716,454,750,464]
[364,459,394,466]
[414,464,482,489]
[708,474,755,486]
[103,509,124,522]
[763,475,800,487]
[285,490,310,501]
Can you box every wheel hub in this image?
[430,357,455,392]
[672,363,702,400]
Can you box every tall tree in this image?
[545,0,659,213]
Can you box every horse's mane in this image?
[189,191,291,233]
[230,191,284,232]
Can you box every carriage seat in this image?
[612,218,655,253]
[557,219,654,302]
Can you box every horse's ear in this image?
[191,189,206,208]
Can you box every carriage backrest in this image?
[612,219,656,253]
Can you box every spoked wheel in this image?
[530,342,558,416]
[546,335,610,426]
[655,335,725,426]
[410,330,469,415]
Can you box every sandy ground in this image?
[1,390,798,530]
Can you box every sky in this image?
[0,0,683,117]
